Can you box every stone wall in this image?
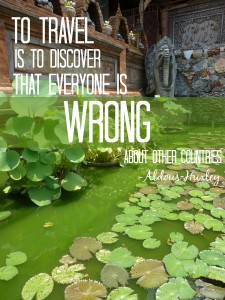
[175,45,225,97]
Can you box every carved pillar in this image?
[160,9,169,37]
[0,20,12,94]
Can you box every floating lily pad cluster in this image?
[1,148,87,207]
[0,251,27,281]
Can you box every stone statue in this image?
[145,36,177,97]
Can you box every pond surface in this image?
[0,125,224,299]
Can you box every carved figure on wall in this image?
[145,36,177,97]
[182,20,219,49]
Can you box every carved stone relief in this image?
[169,0,225,49]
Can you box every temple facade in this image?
[0,0,224,96]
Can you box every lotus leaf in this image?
[184,221,204,234]
[147,194,161,201]
[199,250,225,268]
[201,195,214,202]
[0,265,18,281]
[61,172,87,191]
[123,206,142,215]
[45,176,60,190]
[128,197,139,203]
[164,213,179,220]
[96,250,111,264]
[117,202,130,208]
[115,214,138,226]
[100,264,129,288]
[139,186,159,194]
[59,255,76,265]
[207,266,225,283]
[171,242,199,260]
[201,202,214,210]
[211,208,225,219]
[160,190,180,199]
[177,201,193,211]
[189,190,204,198]
[132,193,143,199]
[6,252,27,266]
[111,223,127,233]
[9,164,26,181]
[137,200,151,208]
[190,197,203,206]
[63,147,85,163]
[143,238,161,249]
[108,248,136,268]
[107,287,138,300]
[174,180,186,186]
[64,280,107,300]
[155,277,196,300]
[178,212,194,222]
[182,259,210,278]
[130,259,168,289]
[150,200,166,209]
[136,183,147,188]
[0,150,20,172]
[167,165,183,171]
[169,232,184,243]
[69,237,102,261]
[51,265,84,284]
[22,149,39,162]
[210,237,225,254]
[163,254,189,277]
[125,225,153,240]
[200,285,225,299]
[195,213,213,224]
[26,162,52,182]
[204,218,224,231]
[21,273,54,300]
[170,186,184,193]
[0,211,11,221]
[28,186,60,206]
[196,182,211,189]
[97,232,118,244]
[139,215,160,226]
[39,152,58,165]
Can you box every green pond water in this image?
[0,125,224,299]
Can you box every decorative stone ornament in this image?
[65,1,76,19]
[102,21,112,36]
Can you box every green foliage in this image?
[107,287,138,300]
[6,252,27,266]
[108,248,136,268]
[0,265,18,281]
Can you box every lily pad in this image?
[125,225,153,240]
[69,237,102,261]
[6,252,27,266]
[139,186,159,194]
[115,214,138,226]
[130,259,168,289]
[204,218,224,231]
[0,265,18,281]
[178,212,194,222]
[97,232,118,244]
[59,255,76,265]
[199,284,225,299]
[169,232,184,243]
[51,265,85,284]
[64,280,107,300]
[210,208,225,219]
[61,172,87,191]
[26,162,52,182]
[155,277,196,300]
[189,190,204,198]
[143,238,161,249]
[21,273,54,300]
[96,250,111,264]
[196,182,211,189]
[107,287,138,300]
[124,206,142,215]
[199,250,225,268]
[108,248,136,268]
[171,242,199,260]
[111,223,127,233]
[9,164,26,181]
[0,211,11,221]
[184,221,204,234]
[0,150,20,172]
[163,254,189,277]
[63,147,85,163]
[164,213,179,220]
[182,259,210,278]
[139,215,160,226]
[207,266,225,283]
[101,264,129,288]
[210,237,225,254]
[177,201,193,211]
[195,213,212,224]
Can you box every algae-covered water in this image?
[0,125,224,299]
